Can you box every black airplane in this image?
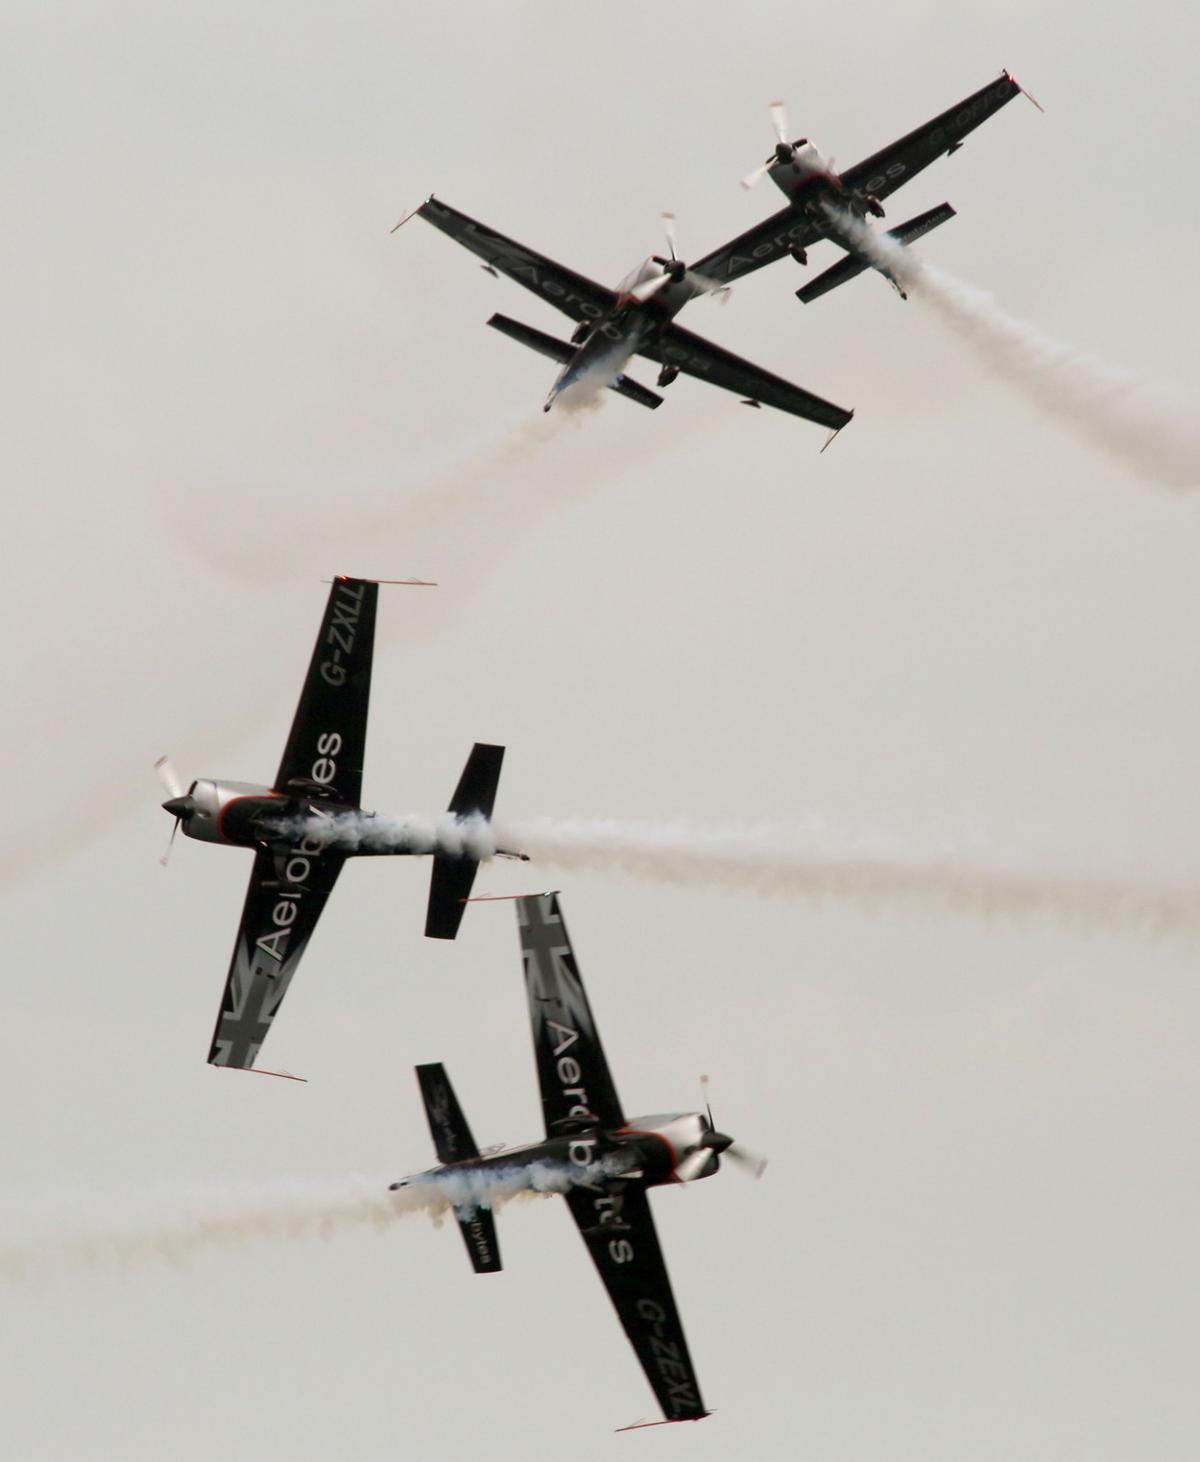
[692,71,1039,303]
[392,892,764,1427]
[395,196,853,436]
[156,576,523,1072]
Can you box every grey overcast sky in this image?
[4,1,1199,1458]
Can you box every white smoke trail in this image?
[554,342,636,414]
[0,1160,608,1286]
[276,807,1200,940]
[832,207,1200,489]
[277,809,497,858]
[168,405,605,589]
[494,815,1200,941]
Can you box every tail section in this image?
[608,373,663,410]
[488,313,662,410]
[415,1063,502,1274]
[488,312,575,364]
[797,202,956,303]
[425,743,505,940]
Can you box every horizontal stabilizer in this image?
[425,744,505,940]
[487,313,575,365]
[608,373,663,410]
[452,1204,502,1274]
[797,203,956,303]
[416,1062,480,1164]
[415,1064,502,1273]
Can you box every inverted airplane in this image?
[392,892,764,1426]
[156,575,522,1072]
[692,71,1039,304]
[395,197,853,435]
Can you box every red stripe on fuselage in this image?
[618,1125,679,1172]
[216,792,283,842]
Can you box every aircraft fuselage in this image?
[545,266,699,408]
[392,1110,721,1196]
[163,778,467,859]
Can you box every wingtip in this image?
[820,416,853,453]
[1002,68,1045,112]
[389,197,431,233]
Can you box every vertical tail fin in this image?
[415,1063,502,1274]
[424,743,505,940]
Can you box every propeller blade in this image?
[159,816,181,869]
[629,271,672,304]
[769,100,789,145]
[726,1143,768,1180]
[154,755,184,800]
[700,1073,714,1128]
[675,1149,718,1183]
[662,211,679,262]
[740,159,773,191]
[682,269,729,301]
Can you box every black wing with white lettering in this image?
[839,72,1021,204]
[515,894,624,1135]
[416,198,616,324]
[207,843,344,1069]
[565,1186,708,1424]
[274,577,377,809]
[691,205,822,285]
[638,322,853,430]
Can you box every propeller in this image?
[698,1074,767,1178]
[740,99,802,190]
[628,214,731,304]
[154,755,196,867]
[159,814,182,868]
[155,755,185,801]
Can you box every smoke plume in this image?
[832,207,1200,489]
[273,807,1200,941]
[0,1159,608,1286]
[494,814,1200,941]
[276,809,497,858]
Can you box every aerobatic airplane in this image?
[156,576,522,1072]
[692,71,1039,303]
[392,892,764,1427]
[395,197,853,436]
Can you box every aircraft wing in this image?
[415,197,617,324]
[840,72,1022,203]
[274,576,377,809]
[638,323,852,430]
[207,842,345,1068]
[565,1185,708,1424]
[516,893,624,1134]
[690,205,822,286]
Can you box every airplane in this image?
[156,575,524,1073]
[394,196,854,436]
[391,892,764,1427]
[691,71,1040,304]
